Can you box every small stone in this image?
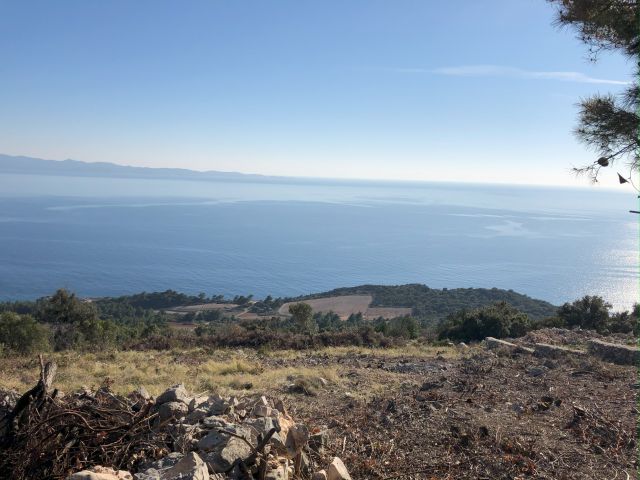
[185,407,209,424]
[161,452,209,480]
[156,384,190,405]
[197,430,228,451]
[252,405,274,417]
[274,398,287,415]
[158,401,188,423]
[312,470,328,480]
[133,470,160,480]
[326,458,351,480]
[189,395,210,412]
[264,464,288,480]
[139,452,183,472]
[285,424,309,458]
[309,430,328,453]
[128,386,152,411]
[209,398,232,416]
[68,467,132,480]
[299,451,311,476]
[202,415,229,429]
[246,416,283,445]
[204,437,252,473]
[526,366,548,377]
[135,386,151,400]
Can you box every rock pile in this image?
[64,384,351,480]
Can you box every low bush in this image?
[544,296,639,335]
[0,312,51,354]
[437,302,531,342]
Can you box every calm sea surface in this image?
[0,173,637,310]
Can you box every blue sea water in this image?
[0,173,637,310]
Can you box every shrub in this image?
[289,303,316,336]
[534,316,568,329]
[0,312,50,354]
[375,316,420,339]
[437,302,531,342]
[607,304,639,335]
[37,288,98,325]
[557,296,611,333]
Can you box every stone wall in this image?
[588,339,640,366]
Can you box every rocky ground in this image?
[0,329,637,479]
[284,349,637,479]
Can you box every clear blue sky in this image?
[0,0,633,186]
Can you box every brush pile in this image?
[0,358,350,480]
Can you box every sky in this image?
[0,0,634,187]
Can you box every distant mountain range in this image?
[0,154,291,183]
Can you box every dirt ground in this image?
[277,348,637,479]
[1,334,636,479]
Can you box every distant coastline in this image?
[0,153,278,183]
[1,153,629,192]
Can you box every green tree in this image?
[38,288,98,324]
[547,0,638,182]
[608,303,639,335]
[288,303,316,337]
[0,312,50,354]
[557,295,611,332]
[389,316,419,339]
[346,312,364,329]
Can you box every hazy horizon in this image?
[1,152,637,192]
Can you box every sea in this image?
[0,173,637,310]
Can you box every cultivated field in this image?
[278,294,411,319]
[164,302,239,314]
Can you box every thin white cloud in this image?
[407,65,630,85]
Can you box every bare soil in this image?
[269,348,637,479]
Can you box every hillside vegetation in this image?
[288,283,558,320]
[0,286,636,355]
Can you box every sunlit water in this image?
[0,173,637,310]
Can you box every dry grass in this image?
[0,344,461,400]
[260,343,463,360]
